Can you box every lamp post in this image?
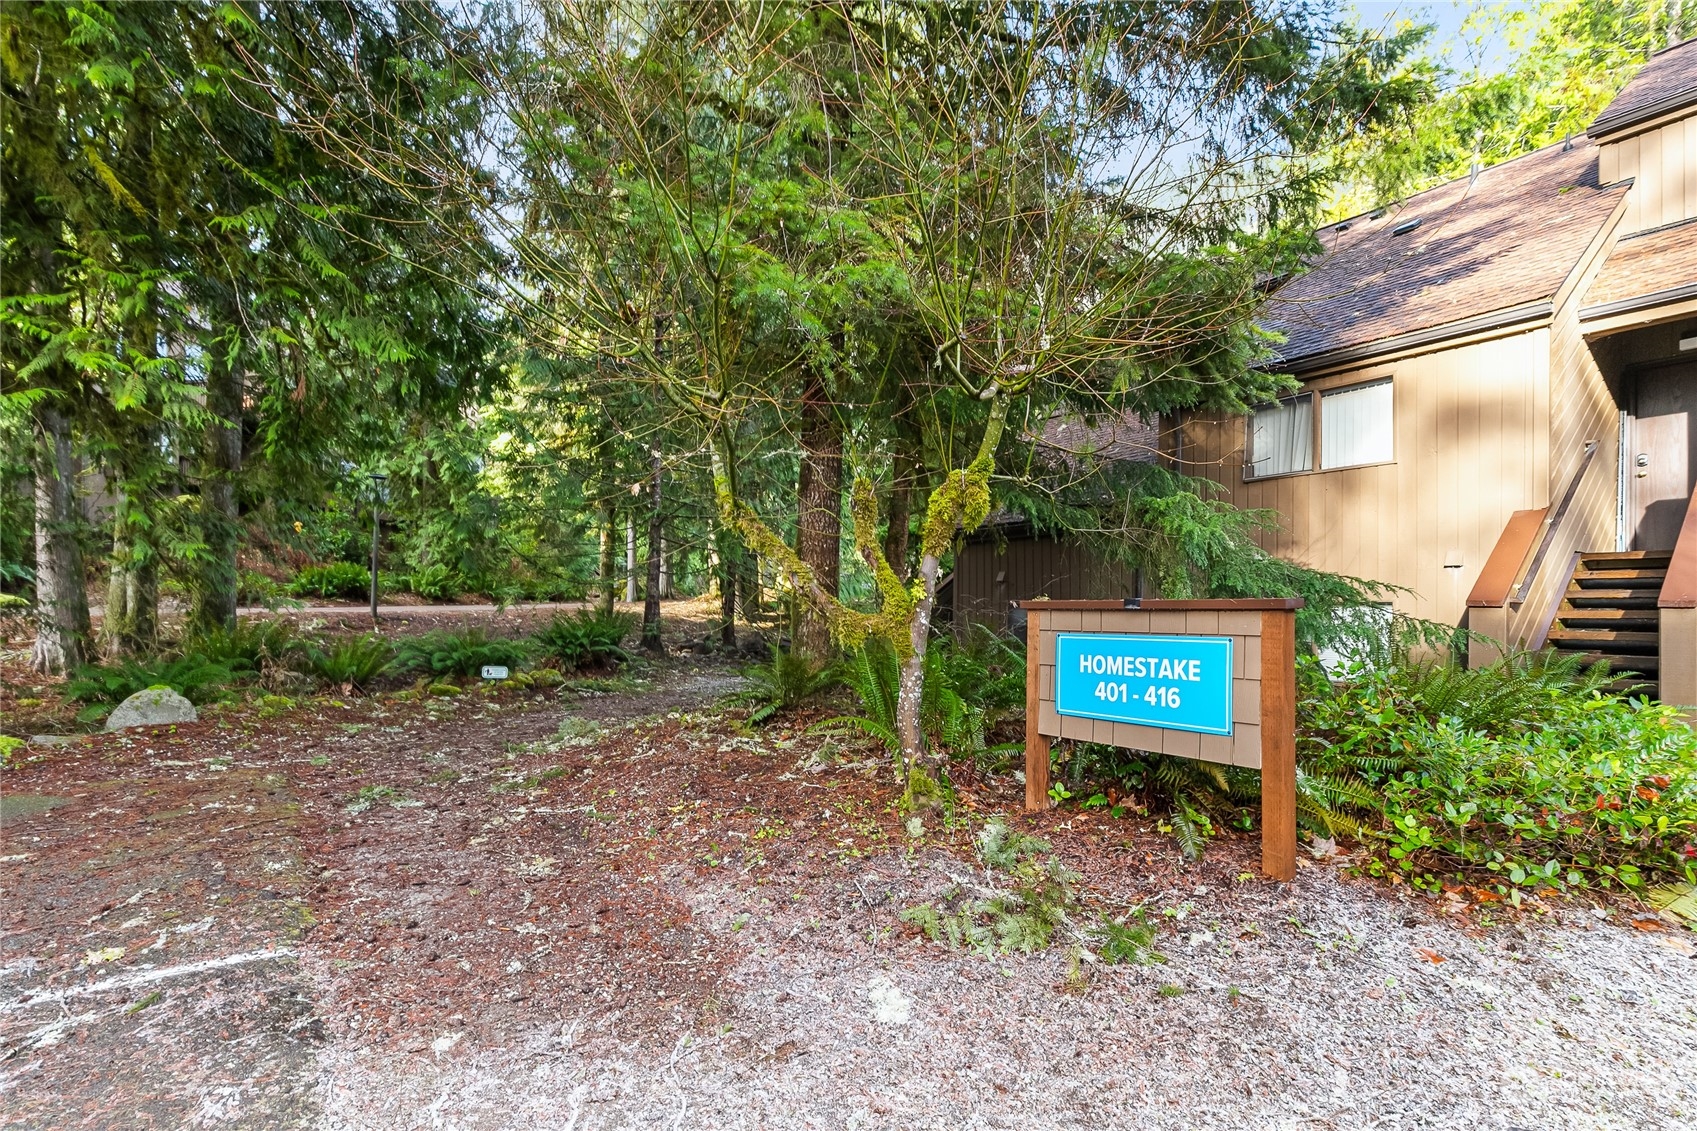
[368,474,387,625]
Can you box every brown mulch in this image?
[0,645,1246,1125]
[7,647,1693,1129]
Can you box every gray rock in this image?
[29,735,76,746]
[105,688,198,731]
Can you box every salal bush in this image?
[1300,652,1697,898]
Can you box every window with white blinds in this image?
[1247,394,1312,479]
[1321,379,1394,469]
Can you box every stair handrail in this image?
[1512,441,1599,606]
[1657,490,1697,608]
[1467,507,1549,609]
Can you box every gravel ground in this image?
[5,658,1694,1130]
[311,861,1697,1131]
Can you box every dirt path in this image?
[3,663,1694,1129]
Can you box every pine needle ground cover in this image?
[5,653,1694,1129]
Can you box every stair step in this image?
[1570,568,1667,585]
[1548,647,1661,671]
[1580,551,1673,569]
[1544,628,1659,649]
[1555,606,1659,624]
[1556,615,1661,633]
[1563,588,1662,606]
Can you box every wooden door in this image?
[1630,362,1697,550]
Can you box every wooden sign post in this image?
[1021,598,1301,882]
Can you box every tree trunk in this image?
[191,343,242,634]
[895,546,943,782]
[642,452,663,652]
[716,530,738,648]
[103,481,158,658]
[883,444,917,584]
[30,403,91,675]
[597,499,616,616]
[625,515,637,603]
[658,534,672,598]
[795,369,842,656]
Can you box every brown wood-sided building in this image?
[1171,41,1697,701]
[945,415,1149,634]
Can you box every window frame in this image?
[1243,392,1314,481]
[1241,373,1396,482]
[1319,377,1396,471]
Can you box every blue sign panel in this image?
[1054,633,1234,736]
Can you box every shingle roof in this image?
[1582,218,1697,314]
[1262,138,1628,369]
[1036,411,1160,466]
[1588,39,1697,140]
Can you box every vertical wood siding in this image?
[953,536,1137,632]
[1503,287,1629,647]
[1598,115,1697,233]
[1178,329,1557,630]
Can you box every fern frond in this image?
[811,714,899,751]
[1170,794,1211,861]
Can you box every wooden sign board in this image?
[1020,598,1302,881]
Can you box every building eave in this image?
[1265,299,1554,377]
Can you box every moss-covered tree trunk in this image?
[796,367,842,656]
[716,529,739,648]
[711,399,1006,806]
[30,402,91,675]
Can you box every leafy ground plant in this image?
[65,656,241,718]
[395,627,532,678]
[900,819,1083,955]
[186,620,299,670]
[287,562,371,599]
[299,634,394,693]
[1299,650,1697,898]
[531,609,633,670]
[403,564,462,601]
[734,645,840,723]
[819,634,1020,782]
[1051,649,1697,897]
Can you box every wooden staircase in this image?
[1544,550,1668,697]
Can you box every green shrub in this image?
[66,656,240,710]
[287,562,371,599]
[0,592,29,611]
[395,627,532,678]
[817,634,1020,765]
[1298,650,1697,897]
[404,564,462,602]
[300,634,394,692]
[186,619,299,669]
[531,609,634,670]
[1,735,26,770]
[735,645,841,723]
[237,571,296,608]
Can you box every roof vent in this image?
[1369,208,1386,220]
[1391,218,1423,236]
[1335,221,1351,232]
